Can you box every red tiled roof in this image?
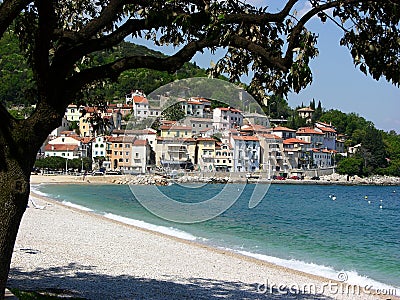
[156,137,196,142]
[196,137,216,142]
[81,137,93,144]
[44,144,79,151]
[133,95,148,104]
[160,125,191,131]
[108,136,136,143]
[297,107,314,112]
[296,127,324,135]
[232,135,259,141]
[260,133,282,140]
[317,126,337,133]
[133,139,148,146]
[283,138,311,145]
[272,126,296,132]
[218,107,242,113]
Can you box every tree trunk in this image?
[0,151,31,299]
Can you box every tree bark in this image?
[0,155,30,299]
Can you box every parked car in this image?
[311,176,320,180]
[273,175,286,180]
[92,171,104,176]
[290,175,300,180]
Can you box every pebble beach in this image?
[6,176,399,299]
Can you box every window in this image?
[119,144,123,148]
[125,159,129,162]
[125,144,130,148]
[135,153,139,158]
[114,144,117,147]
[119,151,122,155]
[125,152,129,156]
[114,151,117,155]
[119,158,123,162]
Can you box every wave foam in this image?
[61,201,94,212]
[235,250,399,292]
[103,213,197,241]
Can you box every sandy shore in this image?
[7,178,398,299]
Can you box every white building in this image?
[65,104,81,122]
[91,136,107,159]
[126,90,150,119]
[213,107,243,131]
[44,144,80,159]
[231,135,260,172]
[131,139,151,173]
[296,127,324,150]
[183,117,214,135]
[310,148,334,168]
[179,97,211,118]
[243,112,271,128]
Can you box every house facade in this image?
[231,135,260,172]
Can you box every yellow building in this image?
[159,124,192,138]
[196,137,217,172]
[155,136,196,171]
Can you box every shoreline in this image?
[7,180,399,299]
[30,173,400,186]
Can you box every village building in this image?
[154,136,196,171]
[258,133,283,177]
[131,139,152,173]
[310,148,335,168]
[296,127,324,150]
[282,138,311,172]
[272,126,296,139]
[195,137,217,172]
[230,135,260,172]
[214,142,234,172]
[183,117,214,136]
[213,107,243,130]
[297,107,314,124]
[65,104,81,122]
[243,112,271,128]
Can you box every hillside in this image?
[0,31,207,106]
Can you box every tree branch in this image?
[78,0,128,40]
[224,0,299,24]
[228,35,288,72]
[65,37,219,95]
[0,0,30,36]
[33,0,55,89]
[284,0,374,66]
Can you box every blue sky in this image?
[130,2,400,133]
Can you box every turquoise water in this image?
[33,183,400,290]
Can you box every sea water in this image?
[32,183,400,291]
